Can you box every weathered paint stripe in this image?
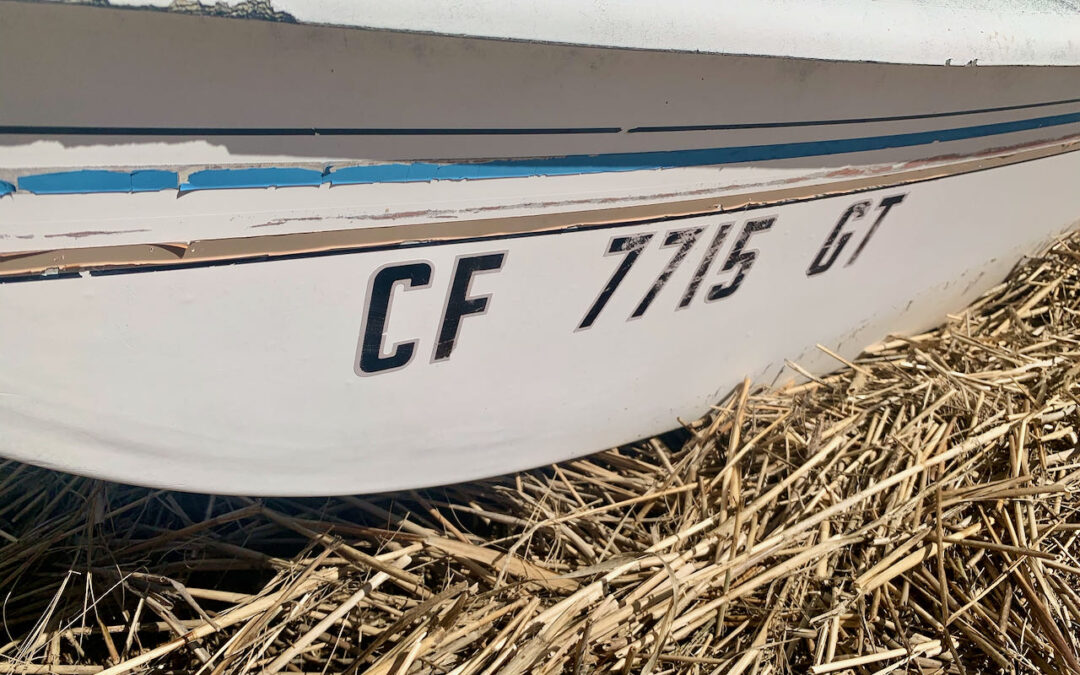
[4,95,1080,136]
[0,181,14,198]
[330,110,1080,186]
[629,96,1080,132]
[182,167,324,190]
[17,170,178,195]
[9,110,1080,195]
[3,137,1077,281]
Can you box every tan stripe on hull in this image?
[2,139,1078,278]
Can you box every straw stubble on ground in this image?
[3,236,1080,673]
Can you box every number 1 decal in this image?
[679,222,733,309]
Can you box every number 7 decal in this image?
[630,227,704,319]
[577,233,654,330]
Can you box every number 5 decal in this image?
[707,217,776,301]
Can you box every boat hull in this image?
[2,1,1079,494]
[3,149,1080,493]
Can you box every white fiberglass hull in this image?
[1,1,1079,494]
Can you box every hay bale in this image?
[2,236,1080,674]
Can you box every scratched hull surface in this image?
[1,1,1080,494]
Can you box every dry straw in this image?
[3,235,1080,673]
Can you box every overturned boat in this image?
[1,0,1079,494]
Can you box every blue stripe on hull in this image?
[16,170,178,195]
[11,109,1080,196]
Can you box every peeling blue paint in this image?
[17,170,178,195]
[0,181,14,198]
[181,167,324,191]
[131,170,179,192]
[9,109,1080,195]
[328,163,441,185]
